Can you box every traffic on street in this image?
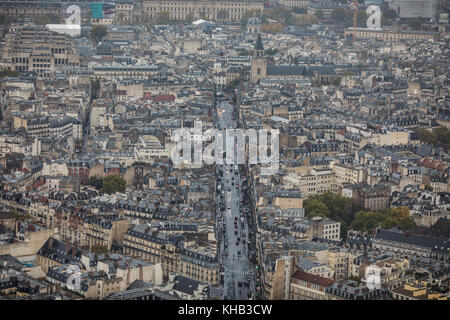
[215,96,260,300]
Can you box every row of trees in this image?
[88,174,126,194]
[350,207,416,233]
[0,14,12,27]
[33,14,60,26]
[416,127,450,152]
[304,192,416,238]
[0,69,19,78]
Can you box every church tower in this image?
[250,34,267,84]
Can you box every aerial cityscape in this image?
[0,0,449,303]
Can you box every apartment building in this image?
[343,183,390,211]
[289,269,333,300]
[300,168,338,196]
[277,0,310,9]
[123,224,219,285]
[143,0,264,22]
[83,216,131,251]
[2,25,80,76]
[392,280,448,300]
[297,257,335,279]
[327,247,349,281]
[372,229,450,261]
[0,1,62,20]
[115,1,136,24]
[134,135,169,163]
[332,162,363,186]
[345,28,439,42]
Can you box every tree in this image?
[240,10,262,30]
[350,210,384,233]
[0,69,19,78]
[294,14,318,27]
[91,24,107,43]
[0,14,12,27]
[88,176,103,190]
[314,10,324,20]
[261,22,283,34]
[265,48,278,56]
[217,9,229,22]
[304,199,330,218]
[185,13,195,24]
[429,218,450,239]
[90,244,108,254]
[266,8,294,26]
[34,15,60,25]
[86,10,92,25]
[226,79,240,91]
[356,10,368,28]
[383,9,397,20]
[157,11,171,24]
[416,127,450,152]
[331,8,348,23]
[101,174,126,194]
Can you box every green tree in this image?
[90,24,107,43]
[304,199,330,218]
[268,8,294,26]
[101,174,126,194]
[86,10,92,25]
[0,69,19,78]
[88,176,103,190]
[217,9,229,22]
[90,244,109,254]
[185,13,195,23]
[0,14,12,27]
[350,210,384,233]
[314,10,324,20]
[383,9,397,20]
[331,8,348,23]
[416,127,450,152]
[157,11,171,24]
[356,10,368,28]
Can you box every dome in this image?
[247,16,262,27]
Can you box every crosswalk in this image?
[225,268,253,275]
[226,255,247,262]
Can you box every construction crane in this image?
[352,0,358,42]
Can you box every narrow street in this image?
[215,98,257,300]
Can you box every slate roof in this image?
[291,269,333,287]
[172,274,205,295]
[375,229,450,254]
[255,33,264,51]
